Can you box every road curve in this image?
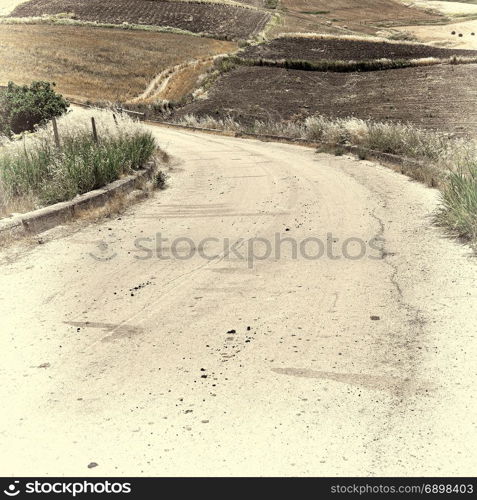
[1,125,476,476]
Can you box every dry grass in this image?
[0,107,159,215]
[174,113,473,182]
[0,24,236,102]
[131,53,232,104]
[159,59,216,101]
[0,15,204,36]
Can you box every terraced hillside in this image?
[9,0,271,39]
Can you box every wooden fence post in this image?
[91,117,99,143]
[52,117,61,149]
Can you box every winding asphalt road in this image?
[1,125,476,476]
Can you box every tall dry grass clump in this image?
[436,163,477,243]
[178,114,243,132]
[0,109,156,214]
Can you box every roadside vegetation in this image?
[174,114,477,245]
[437,165,477,243]
[0,108,157,216]
[0,81,68,137]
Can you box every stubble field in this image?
[0,24,236,101]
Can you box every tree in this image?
[0,81,69,137]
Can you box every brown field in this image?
[270,0,443,36]
[173,64,477,136]
[9,0,271,39]
[240,35,477,61]
[0,24,236,101]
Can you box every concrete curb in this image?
[0,161,156,244]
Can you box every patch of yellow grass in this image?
[0,24,237,102]
[131,53,233,104]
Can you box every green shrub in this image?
[0,81,69,137]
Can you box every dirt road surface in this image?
[1,126,476,476]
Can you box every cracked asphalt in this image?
[1,126,476,476]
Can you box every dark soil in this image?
[240,36,477,61]
[10,0,271,40]
[173,64,477,136]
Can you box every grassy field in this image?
[147,57,219,103]
[0,24,236,102]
